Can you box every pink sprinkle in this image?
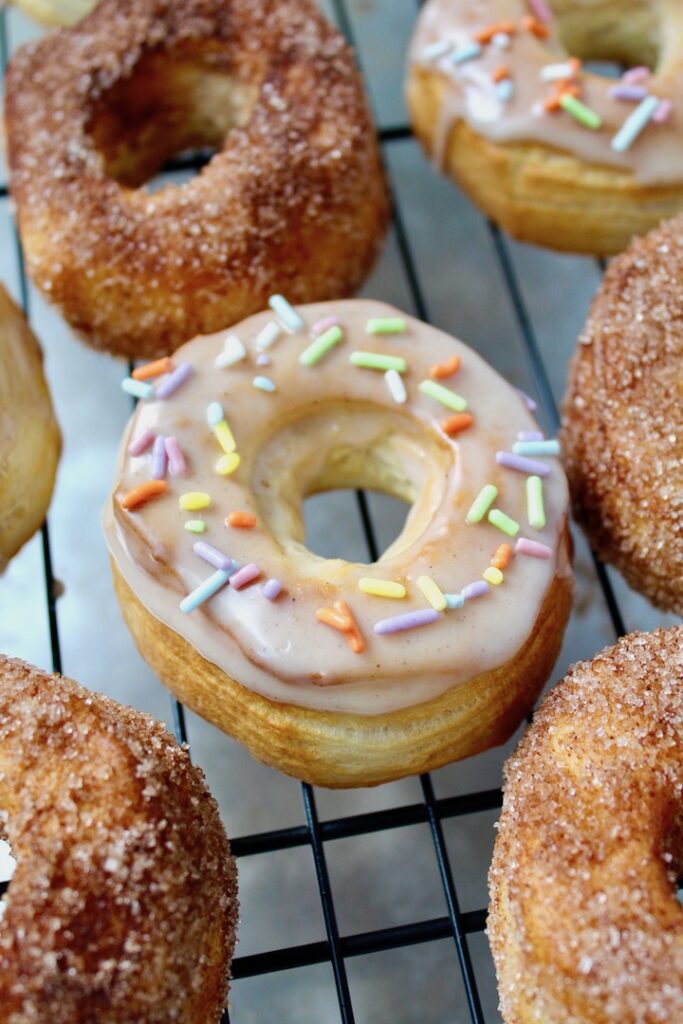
[526,0,551,21]
[229,563,261,590]
[311,315,340,337]
[128,428,155,456]
[623,66,650,85]
[262,578,282,601]
[165,436,187,476]
[516,537,552,559]
[653,98,673,124]
[151,434,167,480]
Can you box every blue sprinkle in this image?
[179,569,231,614]
[206,401,224,427]
[121,378,154,400]
[253,376,277,393]
[452,41,482,65]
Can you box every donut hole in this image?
[549,0,661,71]
[303,490,410,562]
[88,49,259,187]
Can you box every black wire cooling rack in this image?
[0,1,631,1021]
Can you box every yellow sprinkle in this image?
[358,578,406,599]
[417,574,447,611]
[214,419,236,454]
[179,491,211,511]
[215,452,241,476]
[483,566,504,586]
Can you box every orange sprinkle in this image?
[316,601,365,654]
[119,479,167,510]
[132,357,174,381]
[430,354,462,380]
[543,82,579,113]
[441,413,474,437]
[558,81,580,96]
[521,14,549,38]
[474,20,516,43]
[492,65,510,84]
[492,544,513,570]
[227,511,257,529]
[569,57,582,75]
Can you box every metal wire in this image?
[0,1,631,1019]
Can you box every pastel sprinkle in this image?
[229,563,261,590]
[256,353,271,367]
[466,484,497,524]
[184,520,206,534]
[445,593,465,609]
[420,379,467,412]
[299,325,343,366]
[268,294,303,333]
[262,578,283,601]
[374,608,440,635]
[522,14,549,38]
[227,511,257,529]
[461,580,489,600]
[516,537,552,559]
[206,402,224,427]
[452,41,482,65]
[214,420,236,455]
[496,451,551,477]
[429,354,461,380]
[526,0,551,21]
[366,317,407,334]
[491,32,512,49]
[559,93,602,130]
[156,362,193,399]
[120,480,167,511]
[474,20,516,44]
[609,84,648,103]
[513,439,560,457]
[128,428,155,456]
[133,357,173,381]
[653,98,673,124]
[623,66,650,85]
[151,434,167,480]
[215,335,247,369]
[216,452,241,476]
[441,413,474,437]
[311,315,340,337]
[385,368,407,404]
[518,389,538,411]
[488,509,520,536]
[193,541,234,572]
[417,574,447,611]
[358,578,406,599]
[419,40,452,61]
[526,475,546,529]
[121,378,153,400]
[483,566,504,586]
[492,543,513,570]
[517,430,544,441]
[253,375,276,392]
[611,95,659,152]
[179,491,211,511]
[316,601,365,653]
[540,61,578,82]
[351,351,407,373]
[256,321,281,351]
[179,569,231,613]
[496,79,514,102]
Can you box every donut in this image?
[0,285,61,572]
[4,0,389,360]
[103,297,573,788]
[0,654,237,1023]
[561,213,683,615]
[407,0,683,255]
[488,627,683,1023]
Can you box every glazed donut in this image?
[407,0,683,255]
[103,298,573,788]
[0,654,237,1023]
[561,213,683,614]
[488,627,683,1023]
[0,285,61,572]
[4,0,389,360]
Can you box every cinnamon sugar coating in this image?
[0,656,237,1023]
[488,628,683,1023]
[561,214,683,614]
[4,0,389,358]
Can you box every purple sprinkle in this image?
[256,353,271,366]
[517,430,544,442]
[229,563,261,590]
[151,434,167,479]
[262,578,283,601]
[128,428,155,456]
[653,98,673,124]
[193,541,234,572]
[516,388,537,412]
[156,362,193,399]
[374,608,440,635]
[609,84,648,103]
[461,580,490,601]
[623,66,650,85]
[165,436,187,476]
[516,537,552,559]
[496,451,552,478]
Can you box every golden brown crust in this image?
[0,655,238,1023]
[5,0,389,359]
[406,67,683,256]
[0,285,61,572]
[488,628,683,1023]
[561,214,683,614]
[112,554,573,788]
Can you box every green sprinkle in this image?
[526,475,546,530]
[366,317,407,334]
[466,484,498,524]
[488,509,520,537]
[350,351,407,372]
[299,326,343,367]
[559,94,602,130]
[419,379,468,412]
[184,520,207,534]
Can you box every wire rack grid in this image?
[0,0,658,1020]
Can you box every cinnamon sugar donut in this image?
[561,213,683,615]
[488,627,683,1023]
[104,298,573,788]
[4,0,389,359]
[0,655,237,1023]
